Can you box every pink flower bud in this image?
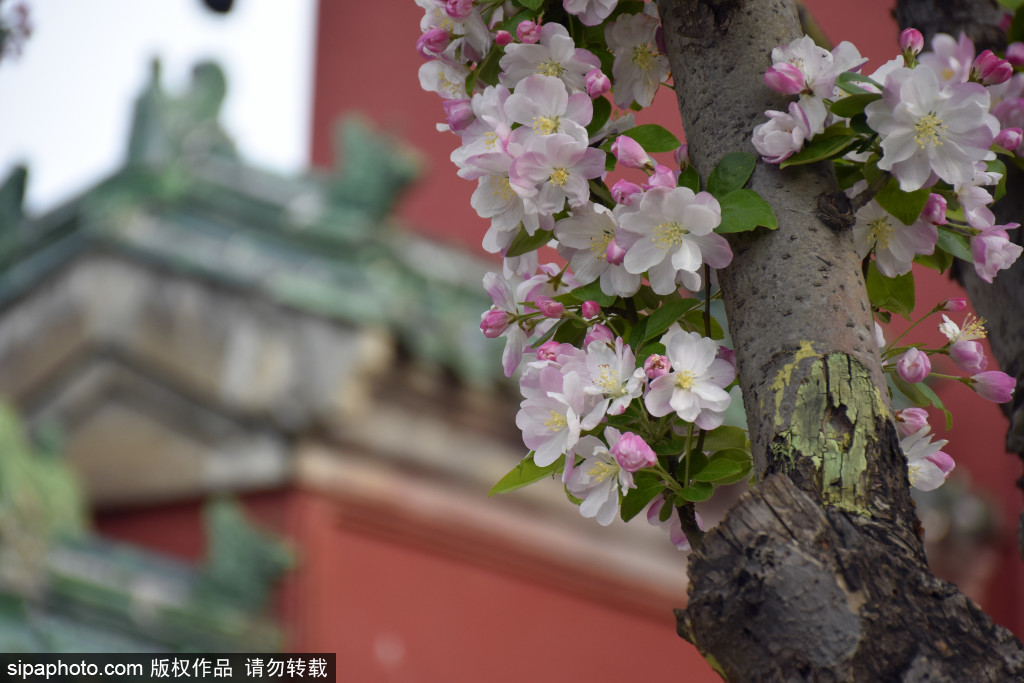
[896,347,931,383]
[895,407,929,436]
[921,193,947,225]
[764,62,805,95]
[970,370,1015,403]
[534,340,561,361]
[995,127,1023,151]
[643,354,670,380]
[584,323,614,347]
[1001,12,1014,33]
[605,237,627,265]
[674,143,690,169]
[517,20,541,44]
[417,28,451,59]
[535,295,564,318]
[611,135,651,169]
[584,68,611,98]
[495,29,513,46]
[716,345,736,369]
[949,340,988,372]
[611,432,657,472]
[899,28,924,56]
[611,179,643,205]
[926,451,956,477]
[480,309,510,338]
[443,98,474,131]
[445,0,473,19]
[973,49,1013,85]
[1007,42,1024,66]
[940,297,967,312]
[643,164,679,190]
[581,300,600,319]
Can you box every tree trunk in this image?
[654,0,1024,678]
[895,0,1024,560]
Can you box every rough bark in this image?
[655,0,1024,678]
[895,0,1024,560]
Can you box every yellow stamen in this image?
[631,45,657,72]
[588,231,614,261]
[587,460,618,483]
[675,370,697,390]
[489,175,515,202]
[914,112,946,149]
[549,168,570,186]
[532,115,559,135]
[537,60,565,77]
[653,221,687,250]
[868,216,894,250]
[544,410,567,431]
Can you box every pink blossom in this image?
[483,271,528,376]
[445,0,473,19]
[553,202,640,298]
[674,143,690,169]
[417,27,450,60]
[949,340,988,372]
[584,323,615,347]
[442,98,474,131]
[480,309,511,338]
[940,297,967,312]
[995,127,1023,150]
[972,224,1023,283]
[517,20,541,44]
[611,179,643,205]
[495,30,513,47]
[534,296,565,318]
[605,11,670,108]
[921,193,948,225]
[611,432,657,472]
[895,407,930,436]
[642,164,679,190]
[584,68,611,98]
[900,28,924,56]
[563,0,618,27]
[645,327,735,430]
[501,23,600,91]
[1007,42,1024,67]
[611,135,651,169]
[764,62,805,95]
[508,133,606,214]
[753,101,813,164]
[504,74,592,145]
[644,354,670,379]
[566,430,633,526]
[896,347,931,383]
[581,300,600,319]
[927,451,956,477]
[716,345,736,370]
[901,426,951,491]
[605,237,627,265]
[535,340,561,361]
[918,32,975,85]
[970,371,1015,403]
[972,50,1012,85]
[852,201,937,277]
[647,497,698,551]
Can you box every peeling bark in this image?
[654,0,1024,677]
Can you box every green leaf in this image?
[999,0,1024,10]
[501,9,533,33]
[623,124,681,153]
[653,437,691,457]
[702,425,749,452]
[836,71,882,95]
[505,226,553,258]
[569,279,617,307]
[914,248,954,273]
[829,93,882,119]
[874,178,930,226]
[489,454,563,495]
[937,227,973,263]
[707,152,756,197]
[891,372,930,408]
[683,309,724,339]
[587,96,612,138]
[643,297,700,343]
[1009,6,1024,43]
[680,481,714,502]
[692,457,744,483]
[780,131,858,168]
[716,189,779,233]
[552,319,586,346]
[703,448,753,485]
[988,159,1008,202]
[917,381,954,430]
[679,165,701,193]
[620,471,664,522]
[865,262,915,319]
[516,0,545,10]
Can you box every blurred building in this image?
[0,56,718,679]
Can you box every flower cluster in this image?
[417,0,765,547]
[755,29,1023,285]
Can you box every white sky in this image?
[0,0,317,214]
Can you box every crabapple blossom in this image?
[584,323,615,347]
[418,58,470,100]
[895,407,930,436]
[851,201,936,277]
[972,50,1012,86]
[995,127,1023,150]
[580,336,643,416]
[517,20,540,44]
[939,312,986,343]
[483,272,527,376]
[921,193,948,225]
[535,296,564,318]
[563,0,619,27]
[605,238,627,265]
[567,429,634,526]
[584,68,611,98]
[764,62,805,95]
[618,186,732,294]
[611,179,643,205]
[645,327,735,430]
[899,28,924,57]
[865,65,998,191]
[500,23,600,91]
[611,135,651,169]
[504,74,592,145]
[752,101,814,164]
[480,309,510,338]
[508,133,606,214]
[644,354,670,380]
[647,497,696,550]
[1008,42,1024,66]
[949,341,988,372]
[971,224,1024,283]
[940,297,967,312]
[417,27,450,59]
[969,371,1015,403]
[581,300,601,319]
[604,10,670,108]
[896,347,931,383]
[495,30,513,47]
[900,426,952,491]
[611,432,656,472]
[770,35,866,133]
[554,203,642,298]
[642,164,679,190]
[917,32,975,85]
[517,368,601,467]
